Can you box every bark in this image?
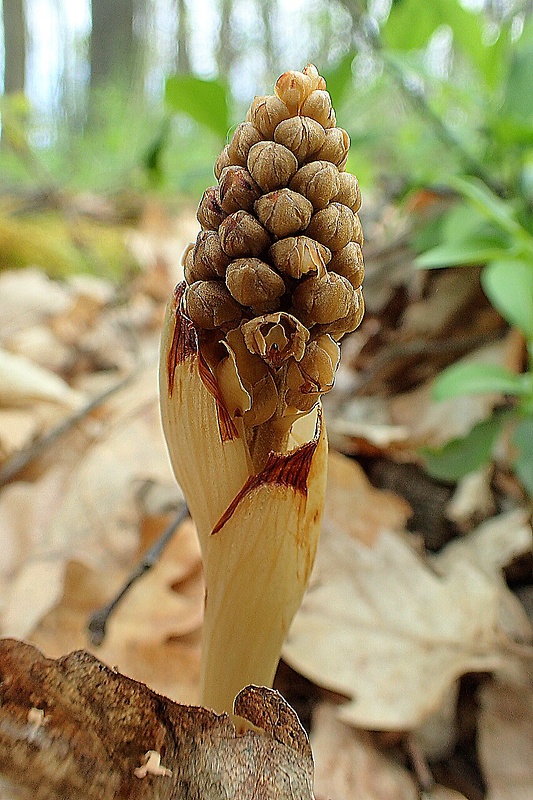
[90,0,135,88]
[216,0,237,79]
[176,0,191,73]
[0,640,315,800]
[3,0,26,94]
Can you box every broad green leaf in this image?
[322,52,355,110]
[165,75,229,140]
[417,242,508,269]
[423,414,505,481]
[512,416,533,496]
[433,362,526,401]
[491,117,533,147]
[450,177,526,242]
[481,259,533,339]
[449,179,533,263]
[502,44,533,123]
[383,0,503,85]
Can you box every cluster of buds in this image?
[160,65,364,721]
[182,64,364,445]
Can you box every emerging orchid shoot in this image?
[159,64,364,720]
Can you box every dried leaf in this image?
[478,678,533,800]
[0,348,83,407]
[32,518,204,704]
[0,639,315,800]
[311,703,418,800]
[325,451,412,547]
[284,508,532,730]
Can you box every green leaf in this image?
[512,416,533,496]
[491,117,533,147]
[322,52,355,110]
[423,414,505,481]
[383,0,503,86]
[502,44,533,123]
[481,259,533,339]
[433,362,526,401]
[450,177,526,241]
[416,203,510,268]
[165,75,229,140]
[416,242,508,269]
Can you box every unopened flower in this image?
[159,64,365,721]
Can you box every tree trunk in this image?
[3,0,26,94]
[176,0,191,73]
[216,0,236,79]
[90,0,135,88]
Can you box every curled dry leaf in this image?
[478,678,533,800]
[0,639,315,800]
[311,703,418,800]
[283,460,533,730]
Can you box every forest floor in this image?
[0,193,531,799]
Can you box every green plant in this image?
[417,177,533,492]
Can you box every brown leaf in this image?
[478,678,533,800]
[325,451,412,547]
[284,509,532,730]
[311,703,418,800]
[0,639,315,800]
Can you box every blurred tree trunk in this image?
[259,0,276,79]
[216,0,237,79]
[90,0,135,88]
[3,0,26,94]
[176,0,191,73]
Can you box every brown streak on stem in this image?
[167,282,198,397]
[197,354,240,442]
[211,438,317,535]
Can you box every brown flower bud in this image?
[218,166,261,213]
[242,312,309,368]
[184,280,242,330]
[333,171,361,212]
[197,186,227,230]
[352,213,364,246]
[218,210,271,258]
[302,64,326,91]
[314,127,350,169]
[227,122,263,166]
[247,141,299,193]
[217,327,278,426]
[306,202,355,251]
[299,334,340,390]
[189,230,230,281]
[274,69,313,114]
[300,90,336,129]
[285,333,340,410]
[214,145,232,180]
[225,258,285,310]
[273,117,326,163]
[269,236,330,280]
[289,160,340,210]
[254,189,313,237]
[292,273,353,326]
[318,286,364,340]
[248,95,291,139]
[328,242,364,288]
[182,243,195,283]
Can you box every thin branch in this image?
[0,371,135,488]
[87,502,190,645]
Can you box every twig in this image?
[405,734,435,793]
[87,502,190,645]
[0,371,135,488]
